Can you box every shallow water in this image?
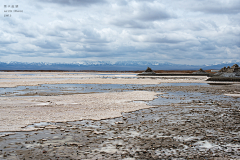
[0,72,137,77]
[0,83,208,97]
[0,84,161,97]
[148,91,203,105]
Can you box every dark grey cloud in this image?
[167,0,240,15]
[134,4,175,21]
[70,44,109,53]
[201,43,216,51]
[110,1,175,29]
[54,51,116,59]
[110,19,149,29]
[136,10,173,21]
[0,49,13,55]
[0,49,36,56]
[145,37,184,44]
[192,1,240,14]
[0,40,17,45]
[82,38,110,44]
[34,40,61,50]
[38,0,106,6]
[116,46,137,53]
[18,30,37,38]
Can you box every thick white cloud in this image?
[0,0,239,65]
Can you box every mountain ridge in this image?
[0,61,239,71]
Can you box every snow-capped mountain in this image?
[202,61,240,70]
[0,61,239,71]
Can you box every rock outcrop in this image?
[140,67,156,75]
[214,64,240,77]
[193,68,207,74]
[219,64,240,73]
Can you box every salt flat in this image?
[0,72,240,159]
[0,91,157,132]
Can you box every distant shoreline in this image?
[0,69,213,73]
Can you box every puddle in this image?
[17,74,39,76]
[148,91,202,105]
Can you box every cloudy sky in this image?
[0,0,239,65]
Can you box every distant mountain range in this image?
[0,61,239,71]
